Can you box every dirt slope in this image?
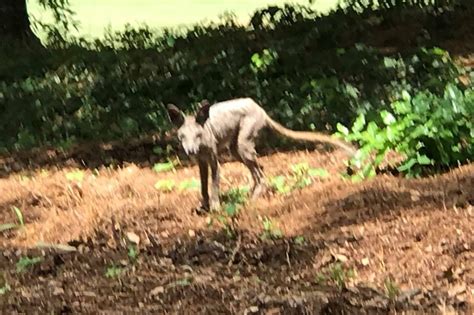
[0,149,473,314]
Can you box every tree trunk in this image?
[0,0,42,47]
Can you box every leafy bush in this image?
[0,3,471,156]
[337,84,473,179]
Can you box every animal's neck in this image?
[202,122,216,148]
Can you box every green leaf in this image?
[380,110,396,125]
[352,114,366,133]
[294,236,305,245]
[308,168,329,178]
[417,154,432,165]
[65,170,84,182]
[153,161,175,173]
[397,158,416,172]
[0,223,17,232]
[401,90,411,102]
[12,207,24,227]
[179,178,200,191]
[336,123,350,136]
[393,100,411,114]
[154,179,175,191]
[225,203,237,217]
[383,57,398,68]
[431,47,446,56]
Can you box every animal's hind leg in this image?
[236,119,267,200]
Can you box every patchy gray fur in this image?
[167,98,355,212]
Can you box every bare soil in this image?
[0,148,473,314]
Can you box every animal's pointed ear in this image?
[166,103,185,127]
[195,99,212,126]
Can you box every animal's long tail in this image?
[265,115,357,155]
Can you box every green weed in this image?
[315,263,356,290]
[153,160,176,173]
[127,245,139,262]
[328,263,356,290]
[260,217,283,240]
[105,264,124,279]
[384,277,400,301]
[65,170,85,182]
[12,206,24,227]
[154,179,176,192]
[16,256,43,273]
[178,178,200,191]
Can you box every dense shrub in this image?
[0,3,472,158]
[337,84,473,179]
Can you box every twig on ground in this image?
[228,233,242,267]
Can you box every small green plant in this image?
[127,245,139,262]
[153,144,174,156]
[0,283,10,295]
[294,235,306,245]
[207,186,249,238]
[270,164,329,195]
[291,162,329,189]
[1,206,25,232]
[12,206,24,227]
[65,170,85,182]
[178,178,200,191]
[105,264,124,279]
[0,223,17,232]
[220,186,249,206]
[260,217,283,240]
[153,160,176,173]
[384,277,400,301]
[16,256,42,273]
[154,179,176,191]
[327,263,355,290]
[0,273,10,295]
[315,272,327,285]
[269,175,291,194]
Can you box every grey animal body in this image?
[166,97,356,212]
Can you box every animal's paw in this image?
[209,202,221,213]
[193,203,210,216]
[251,184,268,200]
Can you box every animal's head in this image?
[166,100,212,155]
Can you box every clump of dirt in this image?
[0,149,473,314]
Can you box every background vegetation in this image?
[0,0,472,179]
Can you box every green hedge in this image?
[0,4,470,153]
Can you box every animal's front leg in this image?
[198,159,210,211]
[209,155,221,211]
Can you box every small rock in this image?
[448,284,466,298]
[248,306,259,313]
[265,308,280,315]
[150,286,165,296]
[82,291,97,298]
[53,287,64,296]
[188,229,196,237]
[410,190,421,202]
[361,257,370,266]
[126,232,140,245]
[333,253,348,263]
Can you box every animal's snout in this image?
[182,142,199,155]
[184,147,198,155]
